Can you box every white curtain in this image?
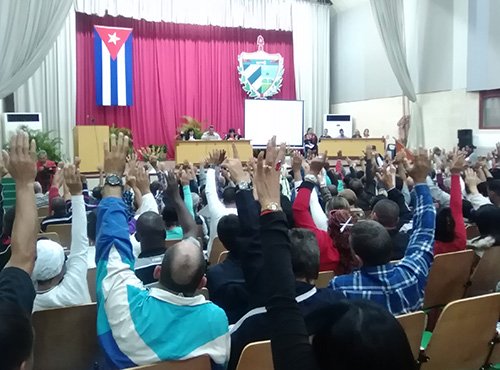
[14,10,76,160]
[75,0,294,31]
[292,2,330,135]
[0,0,73,99]
[370,0,424,146]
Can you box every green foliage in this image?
[109,124,134,153]
[179,116,207,139]
[16,126,63,162]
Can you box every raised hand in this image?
[165,170,180,197]
[206,149,226,167]
[252,136,285,210]
[179,169,190,186]
[104,133,129,177]
[464,168,481,193]
[450,148,466,174]
[136,165,150,195]
[309,152,328,176]
[291,150,303,174]
[64,164,82,195]
[2,131,37,185]
[404,148,431,184]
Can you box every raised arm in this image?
[464,168,491,210]
[3,132,38,274]
[165,170,197,239]
[448,152,466,247]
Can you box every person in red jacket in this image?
[434,150,467,255]
[36,150,57,193]
[292,154,340,272]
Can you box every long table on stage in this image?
[318,138,386,158]
[175,140,253,164]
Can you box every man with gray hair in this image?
[35,150,57,193]
[34,181,49,208]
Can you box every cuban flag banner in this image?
[94,25,133,106]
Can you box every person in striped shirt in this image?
[96,133,229,369]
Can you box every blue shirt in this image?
[95,197,229,368]
[329,184,436,315]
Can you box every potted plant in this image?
[18,125,63,162]
[179,116,207,139]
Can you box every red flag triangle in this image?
[94,25,132,60]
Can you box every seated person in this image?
[40,196,72,232]
[35,150,57,193]
[32,164,91,312]
[34,181,49,208]
[0,132,39,370]
[330,149,436,315]
[206,214,249,324]
[95,134,229,369]
[224,128,241,140]
[228,228,343,370]
[304,128,318,157]
[184,128,197,141]
[134,211,167,285]
[251,136,415,370]
[201,125,222,141]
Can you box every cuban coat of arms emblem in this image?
[238,35,285,99]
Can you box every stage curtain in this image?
[76,13,296,157]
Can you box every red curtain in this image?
[76,13,296,158]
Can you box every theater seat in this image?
[423,250,475,309]
[209,237,227,266]
[315,270,335,289]
[46,223,72,248]
[32,303,105,370]
[396,311,427,360]
[420,293,500,370]
[125,356,211,369]
[465,246,500,297]
[236,340,273,370]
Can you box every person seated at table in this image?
[304,128,318,157]
[36,150,57,193]
[319,129,331,142]
[184,128,197,141]
[201,125,222,141]
[337,129,347,139]
[352,129,362,138]
[40,196,72,232]
[363,128,370,138]
[225,128,241,140]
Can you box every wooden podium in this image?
[175,140,253,164]
[318,138,386,158]
[73,126,109,173]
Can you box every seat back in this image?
[217,250,229,264]
[125,356,211,370]
[37,232,60,243]
[87,268,97,302]
[46,223,72,248]
[466,224,480,239]
[465,246,500,297]
[489,335,500,365]
[315,270,335,289]
[32,303,104,370]
[423,250,474,309]
[396,311,427,360]
[38,206,50,217]
[209,237,227,265]
[236,340,273,370]
[421,293,500,370]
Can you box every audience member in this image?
[40,196,72,232]
[35,149,57,193]
[32,164,91,312]
[34,181,49,208]
[0,132,39,370]
[95,134,229,368]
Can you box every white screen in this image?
[244,100,304,147]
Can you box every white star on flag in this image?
[108,32,120,45]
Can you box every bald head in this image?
[160,240,206,296]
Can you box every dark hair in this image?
[228,128,236,134]
[471,205,500,243]
[222,187,236,205]
[312,300,415,370]
[161,204,178,228]
[160,241,206,296]
[289,228,319,281]
[0,303,34,370]
[348,179,364,196]
[216,215,240,254]
[488,179,500,198]
[350,220,392,266]
[51,197,67,216]
[328,210,360,274]
[326,196,350,213]
[137,211,167,251]
[92,186,103,201]
[372,199,400,228]
[184,128,195,140]
[434,207,455,243]
[87,211,97,244]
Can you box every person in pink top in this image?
[434,150,467,255]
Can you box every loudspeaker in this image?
[457,129,473,148]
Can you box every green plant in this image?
[179,116,207,139]
[16,125,63,162]
[109,124,134,153]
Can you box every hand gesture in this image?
[136,165,150,195]
[449,148,466,174]
[2,131,37,185]
[64,164,82,195]
[291,150,303,174]
[179,169,190,186]
[464,168,480,189]
[309,152,328,176]
[346,157,353,168]
[206,149,226,167]
[165,170,180,197]
[104,133,129,176]
[252,136,285,209]
[403,148,431,184]
[376,164,396,189]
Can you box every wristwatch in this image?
[261,202,282,213]
[304,174,319,185]
[236,180,250,191]
[105,174,123,187]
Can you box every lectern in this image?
[73,126,109,172]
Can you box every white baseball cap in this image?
[32,239,66,282]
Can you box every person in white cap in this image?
[32,163,91,312]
